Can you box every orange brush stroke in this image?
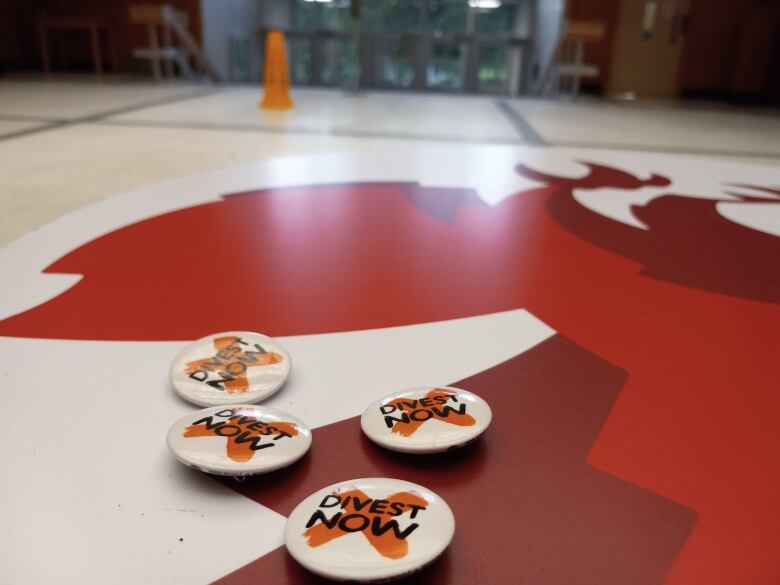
[183,418,298,462]
[303,488,429,559]
[387,388,476,437]
[185,335,283,393]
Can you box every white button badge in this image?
[285,478,455,582]
[360,386,492,454]
[170,331,291,407]
[167,405,311,476]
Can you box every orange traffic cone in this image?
[260,30,293,110]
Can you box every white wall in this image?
[201,0,290,83]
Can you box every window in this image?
[427,1,468,36]
[375,39,416,88]
[476,3,517,36]
[364,0,422,33]
[320,38,360,86]
[292,0,318,30]
[478,45,509,92]
[321,3,352,31]
[286,0,530,94]
[427,43,464,89]
[288,37,313,84]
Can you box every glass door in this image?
[286,0,532,95]
[476,44,510,94]
[373,37,417,89]
[287,35,313,85]
[426,43,465,90]
[319,37,360,87]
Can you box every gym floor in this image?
[2,76,779,247]
[0,76,778,585]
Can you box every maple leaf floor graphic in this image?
[215,334,696,585]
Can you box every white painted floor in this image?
[1,76,778,247]
[0,79,208,120]
[0,118,49,138]
[510,98,780,156]
[110,87,521,143]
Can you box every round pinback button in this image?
[360,386,491,454]
[285,478,454,582]
[166,405,311,476]
[170,331,291,407]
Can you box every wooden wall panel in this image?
[0,0,202,73]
